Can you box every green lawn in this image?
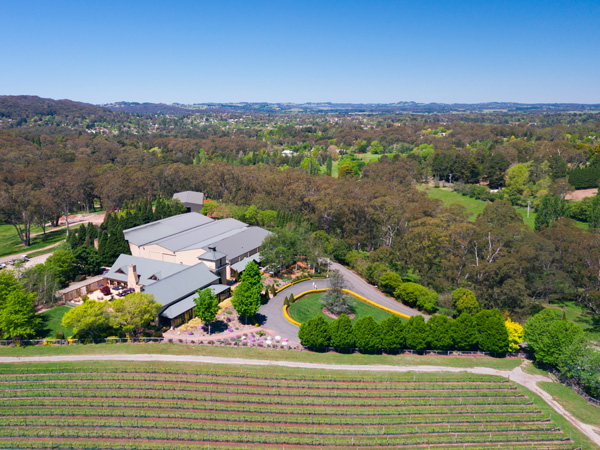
[289,292,402,324]
[0,223,67,258]
[0,343,523,370]
[539,381,600,429]
[518,384,598,450]
[421,186,587,230]
[544,301,600,343]
[38,306,74,339]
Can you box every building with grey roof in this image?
[173,191,205,213]
[105,212,271,326]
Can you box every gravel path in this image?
[0,354,598,446]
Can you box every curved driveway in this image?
[258,262,423,343]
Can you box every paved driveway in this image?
[258,262,424,343]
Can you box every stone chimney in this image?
[127,264,139,290]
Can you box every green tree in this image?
[111,293,160,337]
[328,314,355,352]
[97,231,110,265]
[320,270,354,316]
[45,250,77,287]
[451,288,480,316]
[536,320,584,366]
[379,272,403,296]
[404,315,429,351]
[380,315,405,352]
[298,316,330,350]
[535,194,569,230]
[61,300,111,339]
[73,246,101,276]
[394,282,437,313]
[0,272,39,340]
[427,315,453,351]
[194,287,220,333]
[245,205,259,225]
[453,313,478,350]
[76,224,87,247]
[325,155,333,176]
[474,309,509,353]
[524,309,561,360]
[232,261,263,321]
[353,316,382,353]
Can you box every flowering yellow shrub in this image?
[505,318,524,352]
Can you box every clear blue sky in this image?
[2,0,599,104]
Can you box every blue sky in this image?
[2,0,599,104]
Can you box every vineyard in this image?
[0,362,578,450]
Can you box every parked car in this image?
[0,263,6,270]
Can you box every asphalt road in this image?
[258,262,424,343]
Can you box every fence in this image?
[0,338,528,359]
[549,367,600,407]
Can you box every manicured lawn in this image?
[39,306,74,339]
[0,343,523,370]
[0,224,67,258]
[544,301,600,343]
[288,292,395,324]
[539,381,600,428]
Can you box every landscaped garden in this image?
[38,306,73,339]
[0,360,579,449]
[288,292,396,324]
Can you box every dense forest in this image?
[2,95,600,321]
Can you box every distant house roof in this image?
[143,262,219,310]
[123,213,214,247]
[208,227,272,261]
[173,191,204,208]
[105,254,187,286]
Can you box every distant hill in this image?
[104,102,196,114]
[0,95,110,121]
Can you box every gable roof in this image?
[153,218,247,252]
[123,213,214,247]
[173,191,204,207]
[207,227,272,261]
[105,254,187,286]
[143,262,219,309]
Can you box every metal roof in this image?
[230,253,261,273]
[208,227,272,262]
[152,218,247,252]
[173,191,204,207]
[144,262,219,308]
[160,284,230,319]
[105,254,188,286]
[123,213,214,247]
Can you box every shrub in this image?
[474,309,509,353]
[505,318,524,352]
[451,288,480,316]
[353,316,382,353]
[394,282,437,313]
[380,315,405,352]
[56,331,65,340]
[427,315,453,351]
[379,272,403,296]
[404,315,429,352]
[298,316,330,350]
[100,286,111,296]
[328,314,355,352]
[289,293,295,304]
[453,313,478,351]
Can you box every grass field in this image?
[539,381,600,429]
[544,301,600,343]
[0,361,577,450]
[38,306,73,339]
[0,223,66,258]
[421,186,588,230]
[288,292,396,324]
[0,343,524,370]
